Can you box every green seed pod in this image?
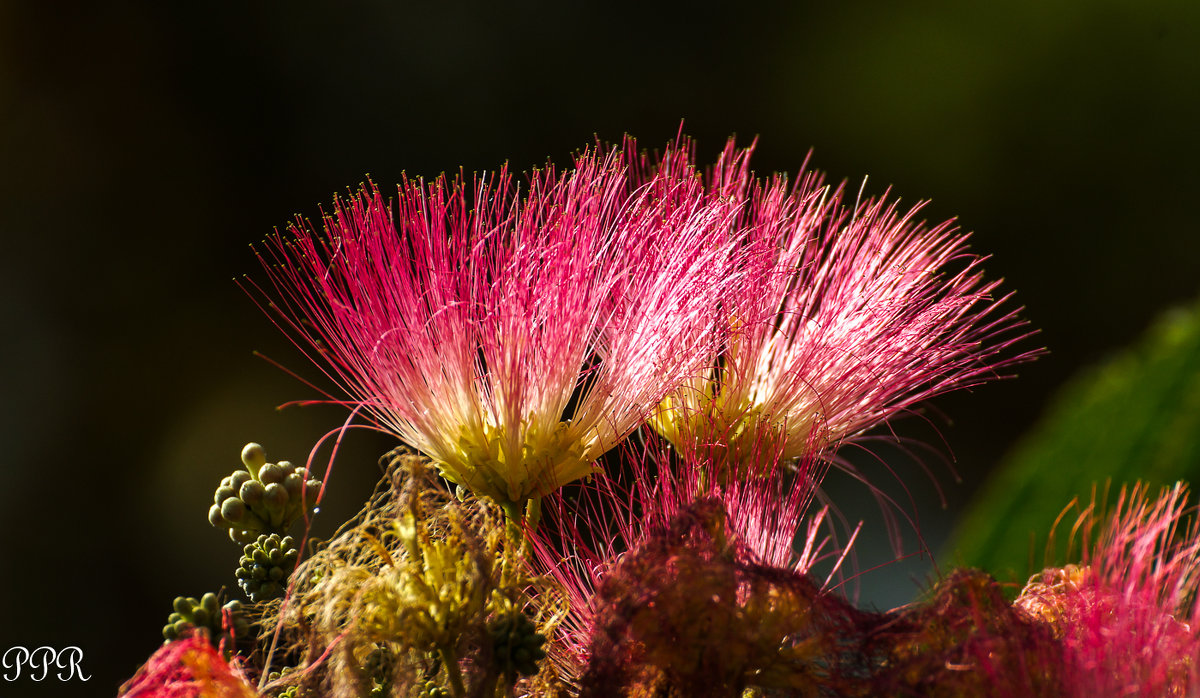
[220,497,246,523]
[229,470,252,489]
[208,504,227,528]
[214,485,237,504]
[239,479,265,506]
[241,442,267,474]
[259,463,286,485]
[263,482,289,511]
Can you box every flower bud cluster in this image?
[236,533,299,602]
[488,610,547,679]
[161,593,249,655]
[208,443,321,544]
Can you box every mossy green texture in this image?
[950,297,1200,579]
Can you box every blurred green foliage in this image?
[949,296,1200,581]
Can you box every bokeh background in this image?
[1,1,1198,694]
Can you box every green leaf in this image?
[947,297,1200,581]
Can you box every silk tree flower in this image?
[650,141,1037,482]
[119,633,258,698]
[531,439,857,681]
[1015,483,1200,696]
[248,142,743,512]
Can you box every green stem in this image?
[499,499,526,588]
[499,496,543,586]
[440,645,467,698]
[522,496,541,556]
[500,500,525,548]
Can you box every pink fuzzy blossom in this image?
[532,440,857,680]
[249,140,743,508]
[118,634,258,698]
[1015,483,1200,697]
[650,140,1037,480]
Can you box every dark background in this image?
[1,1,1198,695]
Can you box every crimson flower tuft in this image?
[1016,482,1200,697]
[118,633,257,698]
[249,140,743,510]
[651,140,1039,482]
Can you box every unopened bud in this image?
[241,443,267,475]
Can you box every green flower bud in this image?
[220,498,246,523]
[231,528,257,544]
[208,504,227,528]
[259,463,286,485]
[304,480,321,508]
[173,597,191,615]
[239,480,265,506]
[214,486,237,504]
[191,608,210,628]
[263,482,289,511]
[201,593,219,614]
[229,470,252,489]
[241,442,267,475]
[283,473,303,500]
[236,534,299,602]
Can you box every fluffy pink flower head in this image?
[119,634,257,698]
[650,141,1037,481]
[250,140,743,509]
[1015,482,1200,697]
[532,439,856,679]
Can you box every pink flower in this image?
[533,441,857,679]
[249,141,742,508]
[119,634,258,698]
[1015,483,1200,696]
[650,141,1037,480]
